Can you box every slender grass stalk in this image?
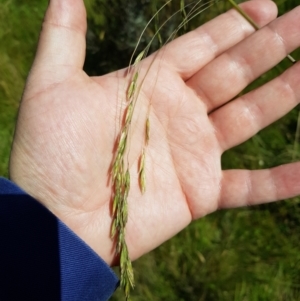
[293,110,300,160]
[226,0,296,64]
[181,0,188,31]
[154,5,163,47]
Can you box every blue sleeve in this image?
[0,177,119,301]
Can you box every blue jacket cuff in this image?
[0,177,119,301]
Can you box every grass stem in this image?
[227,0,296,64]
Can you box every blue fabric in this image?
[58,222,118,300]
[0,177,119,301]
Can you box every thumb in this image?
[32,0,87,73]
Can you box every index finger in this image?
[160,0,277,80]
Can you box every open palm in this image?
[10,0,300,266]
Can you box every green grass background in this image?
[0,0,300,300]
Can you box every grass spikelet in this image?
[146,117,150,145]
[133,50,145,66]
[139,148,146,194]
[125,102,134,124]
[127,72,139,100]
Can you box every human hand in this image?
[9,0,300,266]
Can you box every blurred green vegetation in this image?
[0,0,299,300]
[0,0,48,177]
